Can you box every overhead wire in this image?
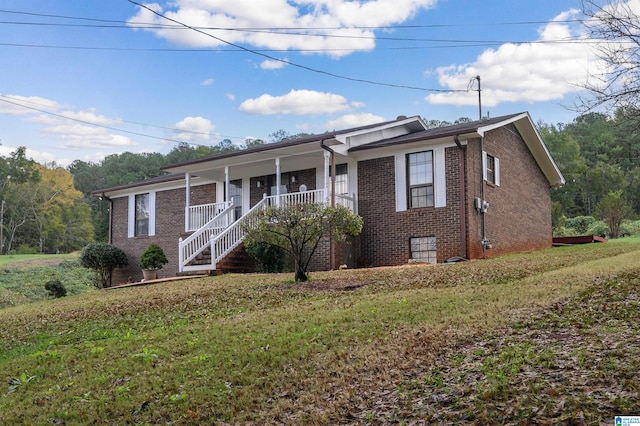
[0,94,248,147]
[124,0,466,93]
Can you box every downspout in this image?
[99,192,114,287]
[98,193,114,244]
[479,136,490,257]
[320,139,336,270]
[454,136,467,259]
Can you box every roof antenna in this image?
[468,75,482,121]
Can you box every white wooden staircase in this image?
[178,189,355,274]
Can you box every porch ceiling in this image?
[169,146,342,182]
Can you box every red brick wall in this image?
[356,148,465,267]
[465,126,553,259]
[110,183,215,285]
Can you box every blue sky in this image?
[0,0,613,166]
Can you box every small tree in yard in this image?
[79,242,128,288]
[244,203,363,282]
[596,190,632,239]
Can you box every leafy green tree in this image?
[245,204,362,282]
[540,123,588,216]
[596,190,632,239]
[79,242,128,288]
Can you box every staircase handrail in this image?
[179,201,234,272]
[210,195,270,266]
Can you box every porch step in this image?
[181,243,256,275]
[176,269,222,277]
[217,243,257,274]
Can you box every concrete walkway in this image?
[106,274,207,290]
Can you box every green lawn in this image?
[1,239,639,424]
[0,253,94,308]
[0,253,77,267]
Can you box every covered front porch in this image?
[171,145,358,273]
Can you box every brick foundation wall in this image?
[110,183,216,285]
[466,126,553,259]
[356,149,464,267]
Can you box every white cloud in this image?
[325,113,385,129]
[44,123,133,150]
[426,10,607,107]
[239,89,351,115]
[260,59,288,70]
[174,116,215,141]
[226,93,236,101]
[127,0,437,57]
[201,78,215,86]
[0,94,62,115]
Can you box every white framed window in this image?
[395,147,446,212]
[128,192,156,237]
[482,151,500,186]
[410,236,437,264]
[135,193,149,236]
[330,163,348,195]
[407,151,434,208]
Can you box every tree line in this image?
[539,109,640,237]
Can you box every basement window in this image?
[410,236,437,264]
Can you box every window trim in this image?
[395,146,447,212]
[128,191,156,238]
[407,151,434,209]
[482,151,501,186]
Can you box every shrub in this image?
[245,241,285,273]
[620,220,640,237]
[44,280,67,298]
[79,242,128,289]
[139,244,168,270]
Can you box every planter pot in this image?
[142,269,158,281]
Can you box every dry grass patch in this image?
[1,240,639,424]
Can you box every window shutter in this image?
[148,191,156,236]
[395,154,407,212]
[482,150,488,181]
[494,157,500,186]
[434,147,447,207]
[127,195,135,238]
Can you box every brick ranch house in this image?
[95,112,565,285]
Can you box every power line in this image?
[126,0,466,93]
[0,8,590,30]
[0,94,249,147]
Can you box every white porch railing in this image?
[179,189,357,273]
[186,201,231,232]
[209,194,271,269]
[179,201,234,272]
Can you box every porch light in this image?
[256,180,263,188]
[290,175,297,183]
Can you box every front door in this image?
[228,179,242,221]
[267,173,289,196]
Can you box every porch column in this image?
[323,150,330,203]
[224,166,230,204]
[184,172,191,232]
[275,157,281,206]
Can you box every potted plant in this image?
[139,243,168,281]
